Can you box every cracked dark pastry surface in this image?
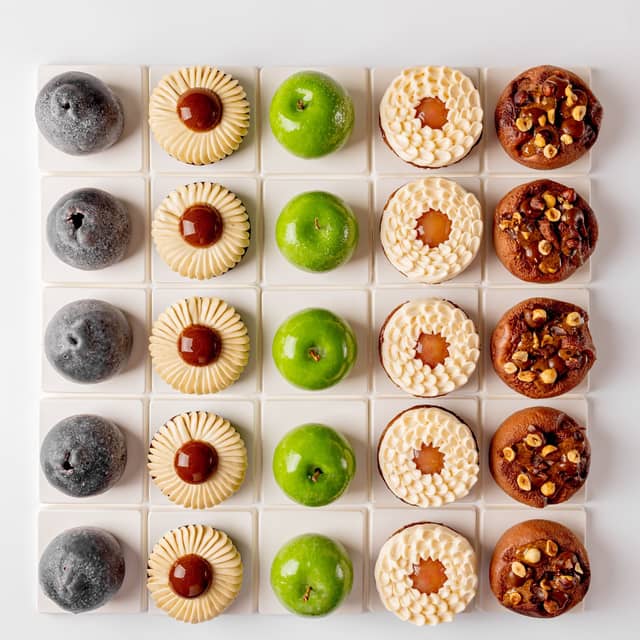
[495,65,602,170]
[489,407,590,507]
[491,298,595,398]
[493,180,597,283]
[490,519,590,618]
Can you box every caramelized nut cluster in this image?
[502,538,588,616]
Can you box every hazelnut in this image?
[538,115,547,126]
[532,308,547,323]
[542,192,557,208]
[525,433,543,448]
[540,578,552,590]
[541,481,556,497]
[565,311,583,327]
[521,230,531,240]
[504,589,522,606]
[539,368,558,385]
[544,600,559,614]
[541,334,554,346]
[558,348,574,360]
[516,116,533,132]
[517,370,536,383]
[503,362,518,375]
[502,446,516,462]
[523,547,541,565]
[511,561,527,578]
[545,207,561,222]
[543,144,558,159]
[541,444,558,457]
[517,473,532,491]
[566,449,581,464]
[560,133,574,145]
[547,108,556,124]
[545,540,559,556]
[534,133,546,148]
[575,562,584,575]
[538,239,552,256]
[512,350,529,363]
[512,211,522,223]
[572,105,587,121]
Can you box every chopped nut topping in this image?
[575,562,584,575]
[503,362,518,374]
[545,540,558,557]
[572,105,587,121]
[512,350,529,363]
[523,547,541,565]
[539,368,558,385]
[521,230,531,240]
[534,133,546,148]
[511,561,527,578]
[560,133,574,145]
[525,433,543,448]
[532,308,547,322]
[504,589,522,606]
[502,446,516,462]
[538,239,552,256]
[516,116,533,132]
[517,370,536,383]
[538,115,547,126]
[541,444,558,457]
[545,207,561,222]
[541,334,554,346]
[517,473,532,491]
[566,449,581,464]
[543,144,558,159]
[542,192,556,208]
[540,481,556,497]
[565,311,583,327]
[547,108,556,124]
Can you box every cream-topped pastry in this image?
[149,296,250,395]
[149,65,250,165]
[148,411,247,509]
[147,524,243,623]
[381,178,482,283]
[380,66,483,168]
[379,299,479,397]
[153,182,250,280]
[375,522,477,626]
[378,406,479,507]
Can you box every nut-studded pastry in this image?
[148,411,247,509]
[153,182,250,280]
[147,524,243,623]
[489,519,590,617]
[380,66,483,168]
[494,180,597,283]
[149,296,250,394]
[375,522,477,625]
[495,66,602,170]
[489,407,590,507]
[149,65,250,165]
[379,299,479,397]
[381,178,482,284]
[491,298,595,398]
[377,406,479,507]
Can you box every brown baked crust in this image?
[489,519,590,618]
[489,406,590,507]
[491,297,595,398]
[495,65,602,170]
[493,180,598,283]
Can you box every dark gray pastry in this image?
[39,527,125,613]
[47,188,130,270]
[35,71,124,155]
[45,299,132,383]
[40,414,127,497]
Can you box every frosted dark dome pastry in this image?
[40,414,127,497]
[149,296,250,394]
[45,299,133,384]
[149,65,250,165]
[47,188,130,270]
[148,410,247,509]
[147,524,243,623]
[153,182,250,280]
[35,71,124,155]
[379,66,483,168]
[39,527,125,613]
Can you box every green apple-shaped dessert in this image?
[273,424,356,507]
[272,308,357,390]
[276,191,359,273]
[269,71,355,158]
[271,533,353,616]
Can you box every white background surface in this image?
[1,0,639,638]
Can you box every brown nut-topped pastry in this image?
[491,298,595,398]
[490,519,590,618]
[495,66,602,170]
[490,407,590,507]
[494,180,598,283]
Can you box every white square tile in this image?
[151,287,259,395]
[478,507,587,613]
[262,178,371,286]
[147,509,256,615]
[484,67,592,175]
[262,289,369,396]
[148,399,257,506]
[261,399,368,506]
[373,287,480,396]
[373,176,483,285]
[485,176,592,285]
[371,398,480,506]
[260,67,369,175]
[369,507,478,613]
[38,65,145,173]
[41,175,148,284]
[42,287,148,394]
[148,65,258,174]
[39,398,146,505]
[150,175,260,285]
[372,67,483,175]
[483,287,591,395]
[481,397,589,507]
[38,508,144,613]
[258,508,366,614]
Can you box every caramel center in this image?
[169,554,213,599]
[180,204,223,248]
[415,209,452,248]
[414,333,450,368]
[410,557,448,595]
[415,97,449,129]
[176,88,223,132]
[412,443,445,475]
[178,324,222,367]
[174,440,218,484]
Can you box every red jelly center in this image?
[180,204,223,248]
[176,88,223,132]
[178,324,222,367]
[174,440,218,484]
[169,554,213,599]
